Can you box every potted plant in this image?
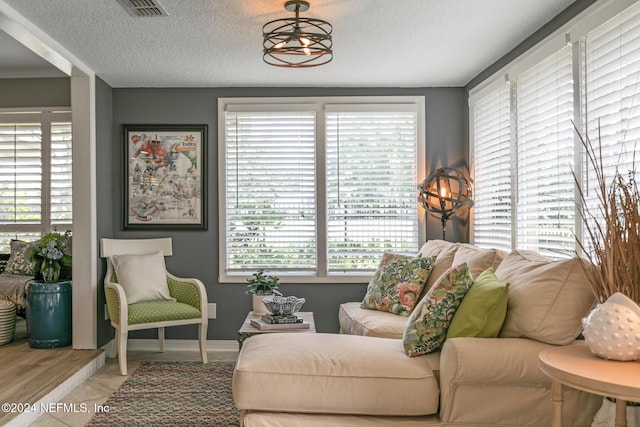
[573,124,640,367]
[245,269,282,315]
[573,125,640,305]
[27,230,72,283]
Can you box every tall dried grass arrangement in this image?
[573,124,640,304]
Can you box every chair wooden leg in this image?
[158,327,165,352]
[199,322,208,364]
[118,328,128,376]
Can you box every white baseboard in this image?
[102,338,239,354]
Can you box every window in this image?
[219,97,425,282]
[515,46,575,258]
[470,1,640,259]
[0,110,72,252]
[583,3,640,225]
[326,109,419,271]
[472,85,512,252]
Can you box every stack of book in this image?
[262,314,303,324]
[250,314,310,330]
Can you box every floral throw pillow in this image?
[5,240,37,276]
[403,263,473,357]
[361,253,435,316]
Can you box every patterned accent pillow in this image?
[361,253,435,316]
[5,240,37,276]
[403,263,473,356]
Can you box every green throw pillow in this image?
[361,253,435,316]
[403,263,473,356]
[446,267,510,339]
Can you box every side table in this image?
[539,344,640,427]
[26,280,72,348]
[238,311,316,349]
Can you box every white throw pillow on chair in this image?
[111,251,174,304]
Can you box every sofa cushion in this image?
[495,250,596,345]
[451,244,506,279]
[361,253,435,316]
[403,263,472,356]
[446,267,509,339]
[339,302,407,339]
[233,333,440,416]
[420,243,460,299]
[418,239,456,258]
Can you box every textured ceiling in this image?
[0,0,576,87]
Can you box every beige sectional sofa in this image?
[233,240,603,426]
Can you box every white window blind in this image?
[0,111,72,252]
[224,111,317,272]
[516,46,575,259]
[220,97,425,282]
[0,122,42,226]
[472,85,512,252]
[51,122,73,225]
[326,110,419,271]
[584,2,640,198]
[471,1,640,260]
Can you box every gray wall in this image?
[96,86,467,345]
[0,77,69,108]
[466,0,597,91]
[95,77,115,346]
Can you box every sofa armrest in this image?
[441,337,551,386]
[439,337,601,426]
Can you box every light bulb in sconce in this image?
[418,167,474,240]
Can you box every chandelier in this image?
[263,0,333,68]
[418,167,474,239]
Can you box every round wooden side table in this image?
[539,344,640,427]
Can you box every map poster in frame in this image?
[123,124,207,229]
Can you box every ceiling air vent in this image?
[117,0,168,17]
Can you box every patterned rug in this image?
[87,361,239,426]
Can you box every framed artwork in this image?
[123,124,207,229]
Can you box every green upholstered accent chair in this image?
[100,238,208,375]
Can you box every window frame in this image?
[218,96,426,284]
[0,108,72,251]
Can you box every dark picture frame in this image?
[123,124,207,230]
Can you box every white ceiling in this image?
[0,0,577,88]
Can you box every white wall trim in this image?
[71,73,97,349]
[0,0,99,349]
[0,1,93,76]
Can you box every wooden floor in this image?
[0,318,103,426]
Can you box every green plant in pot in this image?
[27,230,72,283]
[245,269,282,315]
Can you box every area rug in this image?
[87,361,239,426]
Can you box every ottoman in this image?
[232,333,440,416]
